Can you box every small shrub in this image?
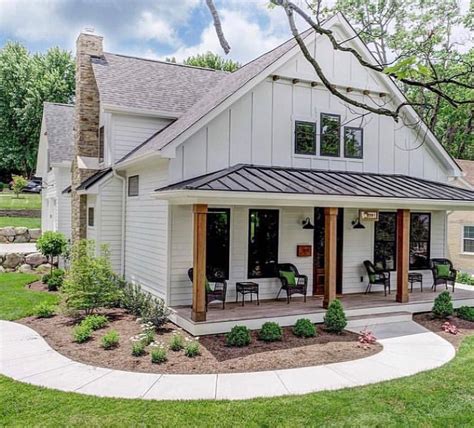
[11,175,27,198]
[442,321,459,335]
[358,328,377,349]
[324,299,347,333]
[0,181,4,192]
[169,331,185,351]
[131,341,146,357]
[150,344,168,364]
[258,322,282,342]
[457,271,474,286]
[42,273,51,285]
[184,339,200,357]
[140,322,155,345]
[73,324,92,343]
[457,306,474,322]
[226,325,251,347]
[293,318,316,338]
[432,291,454,318]
[34,302,55,318]
[101,330,120,349]
[45,268,65,291]
[82,314,108,331]
[36,231,68,273]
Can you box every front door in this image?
[312,207,344,295]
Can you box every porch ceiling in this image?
[155,164,474,210]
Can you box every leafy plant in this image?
[432,291,454,318]
[0,182,4,192]
[184,339,200,358]
[62,240,120,315]
[101,330,120,350]
[81,314,108,331]
[226,325,251,347]
[324,299,347,333]
[457,272,474,286]
[442,321,459,335]
[293,318,316,338]
[169,331,185,351]
[131,341,146,357]
[34,302,55,318]
[139,322,155,345]
[258,322,283,342]
[11,175,27,198]
[73,324,92,343]
[150,344,168,364]
[36,231,67,274]
[457,306,474,322]
[358,329,377,349]
[44,268,65,291]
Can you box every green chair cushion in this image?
[205,279,212,293]
[436,264,451,279]
[369,273,376,283]
[280,270,296,286]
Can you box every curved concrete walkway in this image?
[0,320,455,401]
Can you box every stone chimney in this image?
[71,31,103,242]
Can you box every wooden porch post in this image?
[323,207,338,308]
[396,209,410,303]
[192,204,207,322]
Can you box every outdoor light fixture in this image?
[351,218,366,229]
[302,217,315,230]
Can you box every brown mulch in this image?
[19,308,382,374]
[414,312,474,349]
[27,280,50,292]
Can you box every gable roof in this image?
[117,29,313,164]
[458,160,474,186]
[43,102,74,164]
[91,53,228,116]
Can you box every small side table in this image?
[408,273,423,293]
[236,282,259,306]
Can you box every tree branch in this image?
[205,0,231,55]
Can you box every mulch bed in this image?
[19,308,382,374]
[414,312,474,349]
[27,280,51,292]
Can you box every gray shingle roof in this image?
[43,102,74,164]
[156,164,474,202]
[119,30,312,164]
[91,53,228,116]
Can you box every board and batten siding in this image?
[123,160,169,301]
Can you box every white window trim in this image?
[461,224,474,255]
[87,205,95,229]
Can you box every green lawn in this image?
[0,273,57,320]
[0,192,41,210]
[1,273,473,426]
[0,217,41,229]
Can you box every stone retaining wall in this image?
[0,252,53,274]
[0,227,41,243]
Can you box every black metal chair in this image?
[276,263,308,303]
[429,258,457,292]
[363,260,391,296]
[187,268,227,310]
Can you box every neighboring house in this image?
[37,14,474,334]
[448,160,474,274]
[36,102,74,237]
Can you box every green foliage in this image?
[457,306,474,322]
[226,325,252,347]
[324,299,347,333]
[44,268,65,291]
[11,175,27,197]
[183,51,240,72]
[62,240,120,315]
[0,182,4,191]
[101,330,120,350]
[36,231,67,271]
[81,314,108,331]
[169,332,185,351]
[293,318,317,338]
[72,324,92,343]
[131,341,146,357]
[258,321,283,342]
[150,345,168,364]
[34,302,55,318]
[184,340,200,358]
[457,271,474,286]
[432,291,454,318]
[0,42,74,176]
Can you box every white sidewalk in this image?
[0,320,455,401]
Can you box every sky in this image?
[0,0,471,64]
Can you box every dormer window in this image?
[294,121,316,155]
[320,113,341,157]
[98,126,104,163]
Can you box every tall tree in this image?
[0,43,75,177]
[184,52,240,72]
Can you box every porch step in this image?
[346,311,413,329]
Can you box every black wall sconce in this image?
[302,217,315,230]
[351,217,365,229]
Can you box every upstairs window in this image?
[98,126,104,163]
[320,113,341,157]
[410,213,431,269]
[344,127,363,159]
[128,175,139,197]
[463,225,474,253]
[294,121,316,155]
[88,207,95,227]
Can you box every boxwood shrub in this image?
[293,318,316,338]
[324,299,347,333]
[226,325,251,347]
[432,291,454,318]
[457,306,474,322]
[258,322,283,342]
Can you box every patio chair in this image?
[276,263,308,303]
[187,268,227,310]
[429,258,457,292]
[363,260,391,296]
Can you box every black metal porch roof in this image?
[156,164,474,201]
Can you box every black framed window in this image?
[98,126,104,163]
[206,208,230,280]
[248,209,279,278]
[320,113,341,157]
[88,207,95,227]
[374,212,397,271]
[344,127,363,159]
[463,226,474,253]
[128,175,139,197]
[294,121,316,155]
[410,213,431,269]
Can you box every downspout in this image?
[113,169,127,277]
